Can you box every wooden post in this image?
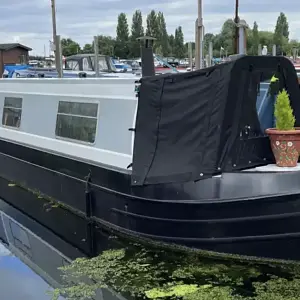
[195,19,199,69]
[234,0,239,54]
[188,42,193,70]
[94,36,100,77]
[208,41,213,67]
[55,35,63,78]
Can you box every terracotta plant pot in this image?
[266,128,300,167]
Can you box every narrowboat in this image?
[0,53,300,262]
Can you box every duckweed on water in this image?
[51,243,300,300]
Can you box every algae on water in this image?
[50,243,300,300]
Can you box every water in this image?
[0,244,64,299]
[1,185,300,300]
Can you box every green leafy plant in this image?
[274,89,295,130]
[268,75,280,96]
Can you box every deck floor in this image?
[246,163,300,172]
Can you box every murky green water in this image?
[52,238,300,300]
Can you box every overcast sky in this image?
[0,0,300,55]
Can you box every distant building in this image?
[0,43,32,74]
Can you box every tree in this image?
[174,26,185,58]
[115,13,130,58]
[130,10,144,58]
[203,33,214,56]
[273,12,289,50]
[95,35,116,56]
[168,34,175,56]
[146,10,159,51]
[220,19,235,54]
[82,43,93,54]
[59,12,300,60]
[156,12,169,56]
[184,42,195,58]
[252,22,259,55]
[259,31,274,48]
[61,38,80,56]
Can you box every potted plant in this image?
[265,89,300,167]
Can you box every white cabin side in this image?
[0,78,138,170]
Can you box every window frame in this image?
[2,96,23,129]
[65,60,80,71]
[55,100,99,145]
[82,57,93,71]
[9,219,32,258]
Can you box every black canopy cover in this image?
[131,56,300,186]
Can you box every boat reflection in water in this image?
[0,195,128,300]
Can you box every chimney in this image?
[137,36,156,77]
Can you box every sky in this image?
[0,0,300,56]
[0,243,57,300]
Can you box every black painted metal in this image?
[1,140,300,261]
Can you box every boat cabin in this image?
[131,56,300,185]
[0,77,137,169]
[64,54,117,73]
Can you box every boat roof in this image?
[131,56,300,186]
[65,54,106,60]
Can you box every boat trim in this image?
[93,216,300,244]
[0,127,131,170]
[111,208,300,223]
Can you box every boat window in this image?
[2,97,22,128]
[9,219,32,258]
[90,56,108,71]
[90,56,117,72]
[82,57,92,71]
[55,101,98,143]
[65,60,79,70]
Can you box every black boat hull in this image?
[1,139,300,262]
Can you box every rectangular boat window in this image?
[9,220,32,258]
[2,97,22,128]
[56,101,98,143]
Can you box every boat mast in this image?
[50,0,57,53]
[50,0,63,77]
[195,0,203,70]
[234,0,239,54]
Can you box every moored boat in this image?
[0,54,299,262]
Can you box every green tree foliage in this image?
[81,43,93,54]
[94,35,115,56]
[115,13,129,58]
[146,10,159,38]
[61,38,80,56]
[130,10,144,58]
[156,12,169,56]
[59,11,300,59]
[251,22,259,55]
[220,19,235,54]
[174,26,185,58]
[274,89,295,130]
[168,34,175,56]
[145,10,160,52]
[273,12,289,53]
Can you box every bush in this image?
[274,89,295,130]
